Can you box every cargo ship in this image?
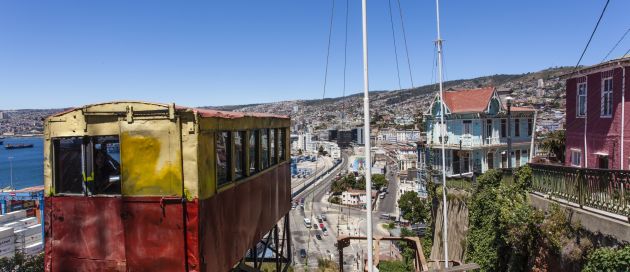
[4,144,34,149]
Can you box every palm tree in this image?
[539,130,565,162]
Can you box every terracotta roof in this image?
[442,87,495,113]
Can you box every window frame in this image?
[233,131,246,180]
[261,128,270,169]
[527,119,533,136]
[248,130,260,175]
[278,128,286,162]
[514,119,520,137]
[462,120,472,135]
[270,128,277,165]
[577,81,587,117]
[52,135,122,196]
[570,149,581,167]
[500,119,507,138]
[486,119,492,140]
[216,131,232,187]
[601,77,613,118]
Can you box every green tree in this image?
[372,174,388,190]
[466,168,543,272]
[539,130,565,162]
[397,191,430,224]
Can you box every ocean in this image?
[0,137,44,189]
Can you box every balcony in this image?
[430,135,530,149]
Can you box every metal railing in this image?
[530,163,630,218]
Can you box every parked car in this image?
[315,234,322,240]
[300,249,307,259]
[319,223,324,229]
[321,214,327,221]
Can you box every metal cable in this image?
[571,0,610,76]
[342,0,349,129]
[396,0,414,88]
[322,0,336,99]
[601,27,630,62]
[388,0,402,90]
[551,0,611,106]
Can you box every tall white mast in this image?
[435,0,449,268]
[360,0,374,270]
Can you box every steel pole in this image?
[360,0,374,270]
[434,0,449,267]
[507,102,512,169]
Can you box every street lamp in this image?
[506,96,514,170]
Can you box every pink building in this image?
[565,56,630,169]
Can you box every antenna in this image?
[360,0,374,270]
[434,0,449,268]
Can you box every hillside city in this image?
[1,1,629,271]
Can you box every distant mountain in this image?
[204,66,572,131]
[1,66,572,135]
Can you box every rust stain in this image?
[121,133,182,196]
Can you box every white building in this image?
[397,146,418,172]
[341,189,376,207]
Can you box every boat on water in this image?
[4,143,34,149]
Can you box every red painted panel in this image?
[199,163,291,271]
[45,162,290,272]
[46,196,126,271]
[45,196,192,272]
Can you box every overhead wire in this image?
[342,0,349,129]
[322,0,336,99]
[387,0,402,90]
[550,0,611,113]
[570,0,610,76]
[601,27,630,62]
[396,0,415,88]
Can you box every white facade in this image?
[341,190,375,206]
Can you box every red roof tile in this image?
[442,87,495,113]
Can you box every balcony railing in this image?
[432,135,529,148]
[530,163,630,218]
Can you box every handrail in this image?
[529,163,630,219]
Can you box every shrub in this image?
[582,246,630,272]
[0,252,44,272]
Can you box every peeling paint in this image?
[121,133,182,196]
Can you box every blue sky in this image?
[0,0,628,109]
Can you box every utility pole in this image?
[506,97,513,169]
[360,0,374,270]
[434,0,449,268]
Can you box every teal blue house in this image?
[424,87,536,176]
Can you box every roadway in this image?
[289,152,402,271]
